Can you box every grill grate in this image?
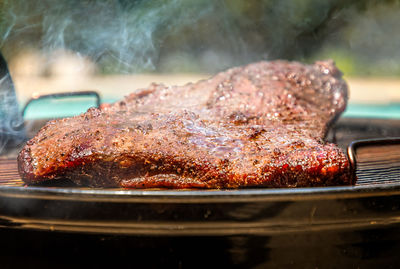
[348,138,400,186]
[0,158,23,186]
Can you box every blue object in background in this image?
[22,97,400,120]
[22,97,99,120]
[343,103,400,119]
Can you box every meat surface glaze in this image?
[18,60,354,188]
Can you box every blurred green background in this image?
[0,0,400,76]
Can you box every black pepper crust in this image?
[18,60,354,188]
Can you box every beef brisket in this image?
[18,60,354,188]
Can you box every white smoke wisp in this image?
[0,0,224,74]
[0,73,25,153]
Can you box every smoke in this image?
[0,0,244,73]
[2,0,338,74]
[1,0,372,75]
[0,62,25,153]
[2,0,397,75]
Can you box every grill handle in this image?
[21,91,101,118]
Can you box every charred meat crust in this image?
[18,60,354,188]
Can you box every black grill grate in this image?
[348,138,400,186]
[0,158,23,186]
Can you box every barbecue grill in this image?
[1,80,400,268]
[1,2,400,267]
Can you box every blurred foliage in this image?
[0,0,400,76]
[312,0,400,76]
